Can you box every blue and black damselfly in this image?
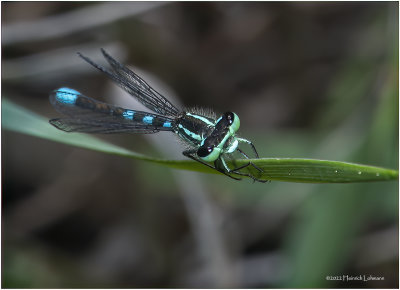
[49,49,266,182]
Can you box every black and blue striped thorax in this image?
[49,49,264,182]
[174,111,216,146]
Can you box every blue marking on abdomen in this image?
[143,116,154,124]
[56,87,79,105]
[163,121,172,128]
[123,110,135,120]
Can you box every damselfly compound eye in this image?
[225,112,234,124]
[197,146,213,158]
[197,144,221,162]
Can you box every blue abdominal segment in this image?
[55,87,79,105]
[122,110,135,120]
[143,116,154,124]
[163,121,172,128]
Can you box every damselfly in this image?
[49,49,265,182]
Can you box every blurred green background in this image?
[2,2,398,288]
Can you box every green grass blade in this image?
[242,158,398,183]
[3,99,398,183]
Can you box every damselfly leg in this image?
[183,150,242,181]
[183,149,267,183]
[218,155,267,183]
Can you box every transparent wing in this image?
[77,49,180,117]
[49,88,175,134]
[49,118,166,134]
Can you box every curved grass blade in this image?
[3,99,398,183]
[231,158,398,183]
